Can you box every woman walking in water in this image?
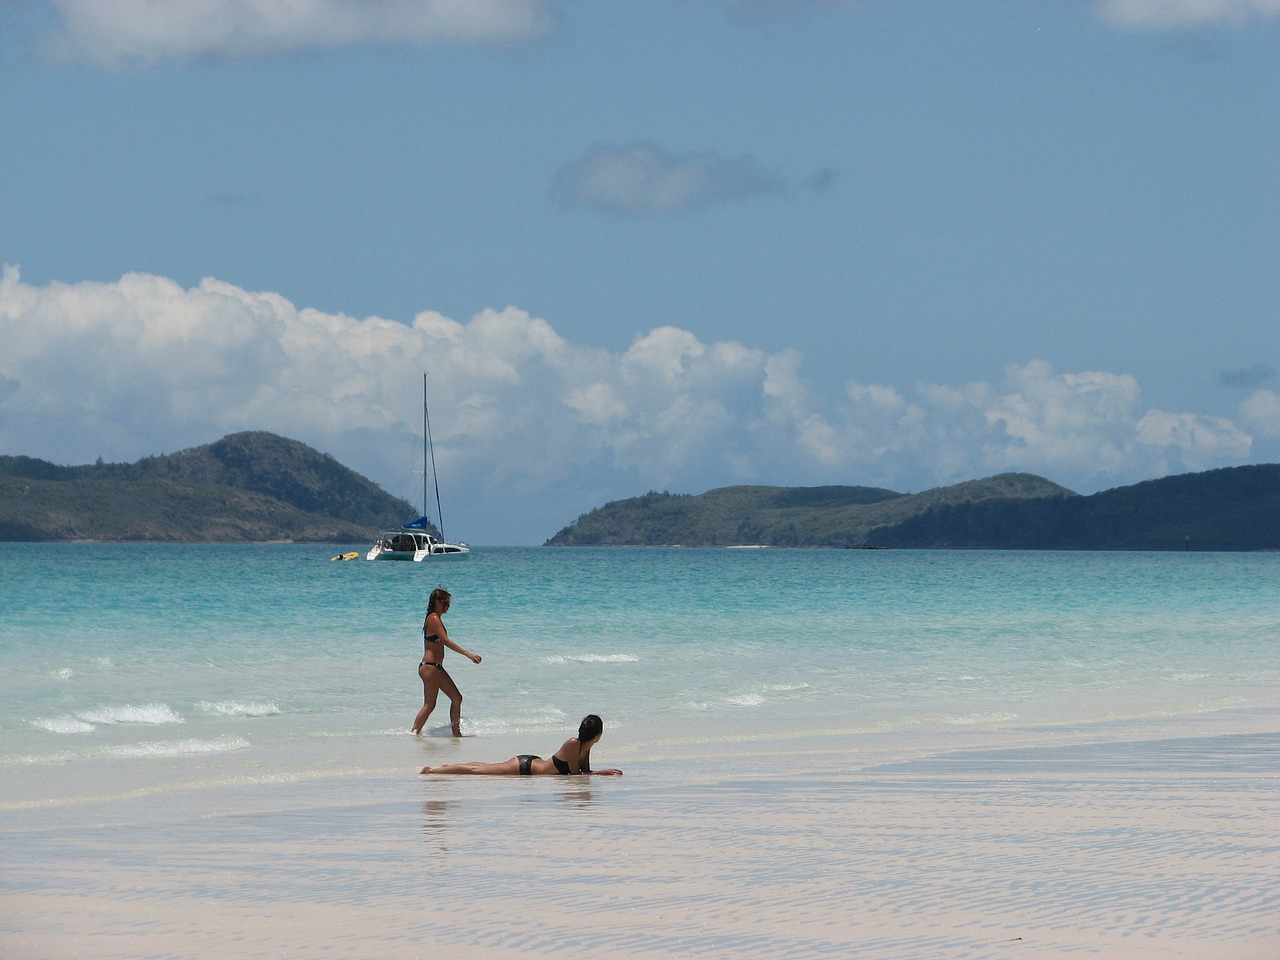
[412,587,482,737]
[421,714,622,776]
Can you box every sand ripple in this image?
[2,732,1276,959]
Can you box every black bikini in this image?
[421,634,443,669]
[513,755,572,776]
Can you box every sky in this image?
[1,0,1277,545]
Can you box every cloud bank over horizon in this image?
[1,266,1268,543]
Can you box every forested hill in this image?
[870,464,1279,551]
[0,432,421,542]
[546,473,1073,547]
[545,466,1279,551]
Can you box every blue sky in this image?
[1,0,1277,544]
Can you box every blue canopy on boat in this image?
[401,516,431,531]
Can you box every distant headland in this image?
[0,432,421,543]
[544,465,1279,551]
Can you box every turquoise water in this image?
[2,544,1277,807]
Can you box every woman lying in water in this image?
[420,714,622,776]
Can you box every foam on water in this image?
[9,736,251,765]
[196,699,280,717]
[941,711,1018,725]
[76,703,185,725]
[104,737,251,759]
[30,715,96,734]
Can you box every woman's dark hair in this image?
[427,588,451,614]
[578,714,603,742]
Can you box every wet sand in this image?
[3,720,1278,960]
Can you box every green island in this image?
[1,432,1275,550]
[0,432,420,543]
[544,465,1279,551]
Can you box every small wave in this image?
[8,736,251,765]
[435,709,571,738]
[50,667,74,680]
[544,654,640,664]
[76,703,185,726]
[30,716,96,734]
[942,711,1017,726]
[197,700,280,718]
[725,692,765,707]
[105,737,250,759]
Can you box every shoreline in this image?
[4,702,1277,813]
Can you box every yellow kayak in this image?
[330,551,360,561]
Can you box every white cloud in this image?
[42,0,557,66]
[1096,0,1280,28]
[779,360,1253,489]
[0,266,1261,542]
[1240,389,1280,438]
[31,0,1280,68]
[551,142,786,217]
[1133,410,1253,471]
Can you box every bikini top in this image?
[424,633,441,642]
[552,755,571,775]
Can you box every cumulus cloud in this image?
[551,142,787,217]
[777,359,1254,490]
[41,0,558,66]
[1096,0,1280,28]
[0,266,1261,542]
[1239,389,1280,438]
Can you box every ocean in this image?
[3,543,1278,958]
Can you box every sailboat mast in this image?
[423,372,446,542]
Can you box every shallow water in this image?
[2,544,1277,807]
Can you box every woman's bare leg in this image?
[435,670,465,737]
[421,758,522,775]
[412,664,443,735]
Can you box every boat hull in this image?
[366,531,470,561]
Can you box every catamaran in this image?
[366,374,470,561]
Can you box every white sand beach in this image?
[4,711,1277,960]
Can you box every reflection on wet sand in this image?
[421,798,451,852]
